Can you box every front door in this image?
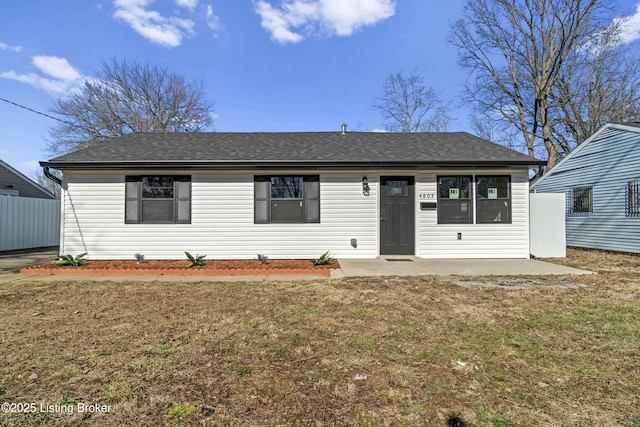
[380,176,415,255]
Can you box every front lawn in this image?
[0,249,638,426]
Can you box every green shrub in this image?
[312,251,335,266]
[185,251,206,268]
[54,253,87,267]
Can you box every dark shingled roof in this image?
[41,131,544,170]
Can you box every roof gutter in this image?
[40,159,547,171]
[42,166,62,185]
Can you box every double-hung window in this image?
[254,175,320,223]
[125,175,191,224]
[437,176,473,224]
[476,176,511,223]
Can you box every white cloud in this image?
[32,56,82,81]
[175,0,198,9]
[255,1,304,43]
[0,41,23,52]
[206,4,221,31]
[615,4,640,44]
[0,55,85,96]
[113,0,195,48]
[254,0,395,44]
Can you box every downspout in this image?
[43,166,62,185]
[42,166,64,257]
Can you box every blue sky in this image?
[2,0,640,179]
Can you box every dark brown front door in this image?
[380,176,415,255]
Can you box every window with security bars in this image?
[570,186,592,215]
[627,181,640,217]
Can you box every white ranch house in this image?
[41,131,544,260]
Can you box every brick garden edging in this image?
[20,266,336,276]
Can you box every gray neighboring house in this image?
[0,159,59,252]
[0,159,54,199]
[41,130,544,260]
[531,122,640,253]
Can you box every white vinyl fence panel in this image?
[529,193,566,258]
[0,197,60,251]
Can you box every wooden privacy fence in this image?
[0,197,60,251]
[529,193,566,258]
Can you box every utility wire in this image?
[0,96,79,128]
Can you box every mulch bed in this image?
[20,259,339,276]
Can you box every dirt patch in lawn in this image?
[454,277,582,289]
[1,249,639,426]
[20,259,338,276]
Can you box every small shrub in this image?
[185,251,206,268]
[312,251,335,266]
[54,253,87,267]
[134,253,145,264]
[166,402,195,419]
[256,254,269,264]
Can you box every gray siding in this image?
[532,124,640,253]
[0,197,60,251]
[0,160,54,199]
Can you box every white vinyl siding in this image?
[60,169,531,260]
[417,170,530,258]
[60,171,378,259]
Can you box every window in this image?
[254,175,320,223]
[476,176,511,223]
[437,176,472,224]
[125,175,191,224]
[571,186,592,215]
[628,180,640,217]
[386,180,409,196]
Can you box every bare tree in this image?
[449,0,609,172]
[47,58,214,156]
[469,114,523,151]
[371,70,451,132]
[552,25,640,155]
[33,169,61,199]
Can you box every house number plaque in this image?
[419,192,436,200]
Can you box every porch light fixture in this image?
[362,176,370,196]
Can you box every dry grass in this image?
[0,249,639,426]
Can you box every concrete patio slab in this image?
[333,256,592,277]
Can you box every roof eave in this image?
[41,159,545,170]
